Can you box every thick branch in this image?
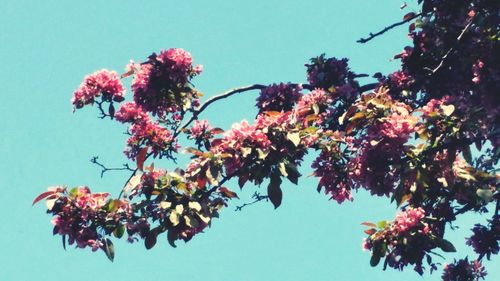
[357,13,423,44]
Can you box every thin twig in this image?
[90,156,134,178]
[357,12,423,44]
[235,192,269,211]
[429,15,476,75]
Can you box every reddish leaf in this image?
[219,187,239,199]
[196,177,207,189]
[210,138,223,147]
[238,175,248,188]
[263,111,281,118]
[145,229,158,250]
[361,222,377,228]
[136,147,148,171]
[211,128,225,135]
[364,228,377,235]
[403,12,416,21]
[32,191,56,206]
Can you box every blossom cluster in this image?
[187,119,221,149]
[256,83,303,112]
[312,146,353,204]
[72,69,125,109]
[36,186,129,255]
[441,258,487,281]
[466,221,500,259]
[362,207,436,273]
[305,55,353,91]
[294,89,333,126]
[131,48,202,116]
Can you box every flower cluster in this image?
[35,186,129,256]
[187,119,221,149]
[305,55,353,90]
[466,222,500,259]
[115,102,149,123]
[131,48,202,116]
[294,89,333,126]
[442,258,487,281]
[312,146,353,204]
[345,90,417,197]
[125,119,176,159]
[363,207,436,273]
[72,69,125,109]
[256,83,303,112]
[394,207,428,233]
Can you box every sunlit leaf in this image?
[440,104,455,116]
[287,132,300,147]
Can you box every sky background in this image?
[0,1,497,280]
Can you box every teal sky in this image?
[1,1,497,280]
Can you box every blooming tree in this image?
[34,1,498,280]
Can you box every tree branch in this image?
[357,12,423,44]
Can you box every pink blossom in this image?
[72,69,125,109]
[394,207,425,232]
[294,89,333,125]
[115,102,149,123]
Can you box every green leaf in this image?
[268,172,283,209]
[113,225,125,239]
[377,220,387,229]
[370,254,381,267]
[103,239,115,262]
[436,238,456,253]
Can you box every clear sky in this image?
[0,1,497,280]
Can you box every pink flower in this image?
[294,89,333,125]
[394,207,425,232]
[115,102,149,123]
[72,69,125,109]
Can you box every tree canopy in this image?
[35,1,499,280]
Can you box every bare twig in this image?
[90,156,134,178]
[235,192,269,211]
[357,12,423,44]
